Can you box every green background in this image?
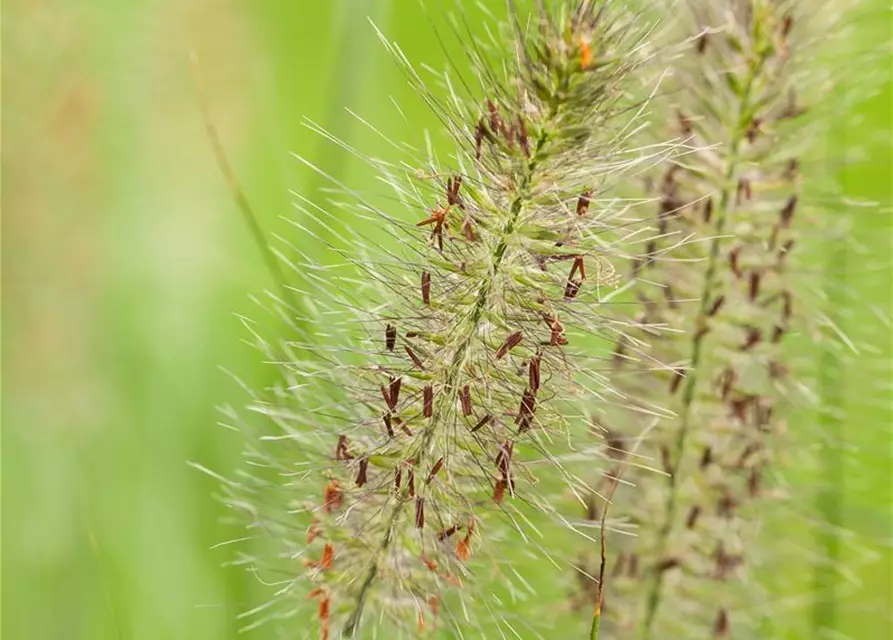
[3,1,890,638]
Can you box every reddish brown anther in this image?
[336,435,354,461]
[427,458,444,484]
[576,190,592,216]
[470,414,492,433]
[423,385,433,418]
[696,31,709,54]
[421,271,431,305]
[415,497,425,529]
[355,457,369,487]
[749,272,761,301]
[564,279,582,300]
[700,446,713,470]
[492,478,508,504]
[437,524,459,541]
[707,295,725,317]
[729,247,742,278]
[686,505,701,529]
[407,468,416,497]
[516,387,537,432]
[323,480,343,513]
[517,116,530,157]
[446,175,464,209]
[459,385,473,416]
[742,327,762,351]
[404,345,425,370]
[496,331,524,359]
[703,197,714,223]
[382,413,395,438]
[780,195,798,228]
[528,355,541,392]
[385,323,396,352]
[660,444,674,476]
[669,368,685,394]
[569,255,586,281]
[548,315,568,346]
[713,608,730,637]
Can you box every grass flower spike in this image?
[577,1,890,638]
[211,2,676,638]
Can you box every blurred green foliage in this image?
[2,1,889,638]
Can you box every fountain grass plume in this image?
[201,2,683,638]
[572,1,891,638]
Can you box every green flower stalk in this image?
[208,2,677,638]
[572,1,887,638]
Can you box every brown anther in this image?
[394,467,402,492]
[703,197,713,223]
[407,468,416,497]
[713,608,730,637]
[730,395,753,422]
[320,543,334,570]
[749,272,761,301]
[516,387,537,432]
[718,368,737,400]
[355,457,368,487]
[748,467,761,497]
[495,440,514,477]
[492,478,508,504]
[746,117,763,143]
[576,190,592,216]
[660,444,674,476]
[780,195,798,228]
[336,435,354,461]
[700,446,713,469]
[496,331,524,359]
[517,116,530,157]
[782,291,793,320]
[421,271,431,305]
[564,279,582,300]
[404,345,426,370]
[729,247,742,278]
[686,505,701,529]
[569,255,586,281]
[423,385,433,418]
[459,384,473,416]
[415,497,425,529]
[528,355,541,392]
[446,175,464,208]
[437,524,459,541]
[461,217,476,241]
[656,557,680,574]
[718,491,737,519]
[382,413,395,438]
[736,177,752,203]
[696,31,709,54]
[707,295,725,317]
[669,368,685,394]
[323,480,343,513]
[548,315,568,346]
[307,519,319,543]
[427,457,444,484]
[385,323,396,352]
[782,15,794,38]
[470,414,492,433]
[742,327,762,351]
[487,100,505,137]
